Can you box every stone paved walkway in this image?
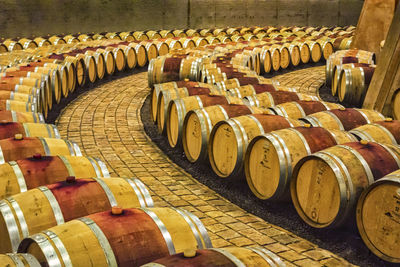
[55,66,354,266]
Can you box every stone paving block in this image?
[278,249,307,262]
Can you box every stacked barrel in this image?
[326,48,376,107]
[149,26,400,263]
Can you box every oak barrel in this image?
[270,100,343,119]
[208,114,302,178]
[0,136,81,164]
[349,119,400,145]
[142,247,285,267]
[18,207,212,266]
[291,141,400,228]
[300,108,385,131]
[245,126,356,200]
[0,253,40,266]
[166,95,244,147]
[246,91,318,108]
[0,177,153,252]
[182,104,270,163]
[393,89,400,120]
[0,122,58,140]
[0,111,44,123]
[356,169,400,263]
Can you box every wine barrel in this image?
[182,104,270,163]
[140,41,158,62]
[166,95,244,147]
[307,41,322,63]
[301,108,385,131]
[94,48,116,76]
[128,42,147,67]
[356,169,400,263]
[246,91,319,108]
[331,63,372,96]
[118,45,137,70]
[0,91,37,109]
[228,83,278,98]
[157,86,226,132]
[18,207,212,266]
[0,99,36,113]
[0,122,58,140]
[297,42,311,64]
[133,31,149,41]
[2,40,23,51]
[150,81,213,122]
[215,76,263,91]
[338,66,375,106]
[325,49,375,86]
[0,154,110,199]
[208,114,302,178]
[0,43,8,53]
[146,30,162,39]
[142,247,285,267]
[159,30,175,38]
[317,39,334,60]
[0,253,40,266]
[285,43,301,67]
[291,141,400,228]
[0,110,44,123]
[270,100,343,119]
[0,136,81,164]
[350,119,400,145]
[245,126,356,200]
[84,49,106,80]
[18,39,38,49]
[260,48,272,74]
[0,177,153,252]
[105,46,126,72]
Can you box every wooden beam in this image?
[350,0,396,57]
[362,3,400,116]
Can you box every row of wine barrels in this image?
[0,110,44,123]
[326,49,375,87]
[208,114,302,178]
[291,141,400,229]
[269,100,343,119]
[0,136,81,164]
[166,95,245,147]
[301,108,385,131]
[245,91,319,108]
[142,247,285,267]
[356,168,400,263]
[0,177,153,252]
[331,62,373,96]
[349,119,400,145]
[0,122,58,140]
[0,253,40,266]
[338,65,375,106]
[0,154,110,199]
[150,81,214,122]
[156,85,227,132]
[182,104,270,163]
[244,125,357,200]
[18,207,212,267]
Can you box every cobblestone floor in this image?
[56,66,354,266]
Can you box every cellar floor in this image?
[55,66,359,267]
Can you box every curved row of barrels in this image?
[326,49,376,107]
[0,30,294,267]
[1,25,355,52]
[149,40,400,263]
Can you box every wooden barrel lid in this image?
[356,174,400,263]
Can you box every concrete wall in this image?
[0,0,363,39]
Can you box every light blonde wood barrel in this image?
[260,48,272,74]
[3,40,23,51]
[133,31,149,41]
[269,46,281,71]
[119,32,135,41]
[0,122,58,140]
[208,114,302,178]
[167,95,244,148]
[270,100,343,120]
[0,177,153,253]
[128,43,147,67]
[18,39,38,49]
[393,89,400,120]
[150,81,213,123]
[156,86,225,133]
[291,141,400,228]
[140,41,158,62]
[105,46,126,72]
[18,207,212,266]
[182,104,270,163]
[317,39,334,60]
[350,119,400,145]
[84,50,106,80]
[307,41,322,63]
[356,169,400,263]
[96,49,115,76]
[245,91,318,108]
[284,43,301,67]
[0,155,109,200]
[0,111,44,123]
[297,42,311,64]
[142,247,286,267]
[245,126,356,200]
[301,108,385,131]
[0,136,81,164]
[159,30,175,38]
[0,253,40,266]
